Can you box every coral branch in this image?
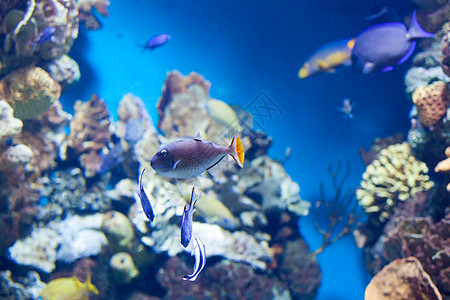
[313,160,361,255]
[12,0,35,39]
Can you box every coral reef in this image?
[42,54,80,90]
[0,66,61,120]
[363,206,450,296]
[109,252,139,284]
[64,94,111,177]
[412,81,449,127]
[356,142,434,223]
[157,256,291,300]
[0,270,45,300]
[8,214,107,272]
[365,257,442,300]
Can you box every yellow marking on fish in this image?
[347,38,355,50]
[327,51,351,65]
[317,59,329,70]
[298,65,309,78]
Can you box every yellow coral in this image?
[356,142,434,222]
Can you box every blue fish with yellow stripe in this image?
[298,38,355,79]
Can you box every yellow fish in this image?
[39,272,99,300]
[298,38,355,78]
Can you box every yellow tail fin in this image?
[229,134,244,168]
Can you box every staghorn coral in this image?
[412,81,449,127]
[0,66,61,120]
[356,142,434,223]
[365,257,442,300]
[65,94,111,177]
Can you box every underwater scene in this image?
[0,0,450,299]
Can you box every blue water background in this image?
[62,1,417,298]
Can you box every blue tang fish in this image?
[141,34,170,52]
[151,133,244,179]
[298,38,355,78]
[352,11,434,74]
[181,186,199,248]
[183,233,206,281]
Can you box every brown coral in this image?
[412,81,449,127]
[0,66,61,120]
[365,257,442,300]
[66,94,111,177]
[156,70,211,128]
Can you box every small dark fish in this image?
[181,187,199,248]
[98,143,124,175]
[337,98,354,120]
[141,34,170,52]
[138,169,155,222]
[183,233,206,281]
[150,133,244,179]
[352,11,434,74]
[365,6,400,24]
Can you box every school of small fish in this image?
[136,133,244,281]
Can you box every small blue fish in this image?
[138,169,155,222]
[141,34,170,52]
[183,233,206,281]
[298,38,355,78]
[181,187,199,248]
[352,11,434,74]
[337,98,354,120]
[29,27,56,50]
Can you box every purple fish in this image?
[142,34,170,52]
[352,11,434,74]
[29,27,56,49]
[150,133,244,179]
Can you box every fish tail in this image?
[229,134,244,168]
[407,11,434,40]
[85,272,99,295]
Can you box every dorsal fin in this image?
[194,132,202,141]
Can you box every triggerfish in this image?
[183,233,206,281]
[181,186,200,248]
[141,34,170,52]
[38,272,99,300]
[352,11,434,74]
[150,133,244,179]
[298,38,355,78]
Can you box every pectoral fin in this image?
[173,160,181,169]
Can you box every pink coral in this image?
[412,81,449,127]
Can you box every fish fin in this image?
[194,132,202,141]
[406,11,434,40]
[346,38,355,50]
[396,41,416,66]
[85,272,99,295]
[207,156,227,177]
[173,160,181,169]
[229,134,244,168]
[317,60,328,70]
[381,65,394,72]
[362,61,375,74]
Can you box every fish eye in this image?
[160,149,168,157]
